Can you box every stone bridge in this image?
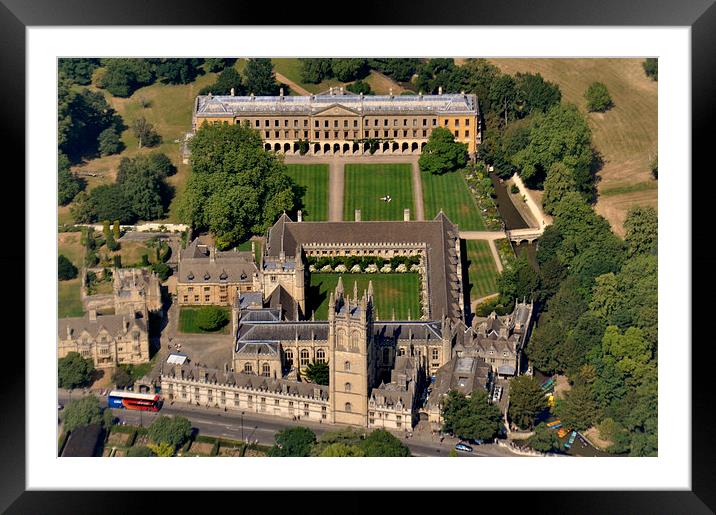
[505,227,544,244]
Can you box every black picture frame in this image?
[3,0,714,512]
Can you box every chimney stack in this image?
[210,247,215,263]
[297,210,303,222]
[354,209,361,222]
[403,208,410,222]
[230,87,235,96]
[389,87,393,97]
[280,87,284,98]
[438,86,443,95]
[89,309,97,322]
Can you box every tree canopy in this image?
[58,254,78,281]
[179,123,298,248]
[268,426,317,457]
[585,82,613,112]
[199,66,245,96]
[624,206,658,257]
[418,127,468,175]
[59,58,100,85]
[62,395,103,432]
[58,352,95,389]
[196,306,229,332]
[244,58,280,96]
[97,58,155,97]
[643,58,658,81]
[148,416,193,448]
[441,390,502,441]
[304,360,329,386]
[507,375,547,429]
[512,103,593,189]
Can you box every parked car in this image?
[469,439,484,445]
[455,442,473,453]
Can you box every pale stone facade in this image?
[58,309,150,368]
[113,268,162,316]
[193,89,481,156]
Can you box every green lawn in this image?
[286,164,329,221]
[178,307,231,334]
[421,170,486,230]
[59,278,85,318]
[343,164,414,221]
[465,240,499,301]
[307,273,421,321]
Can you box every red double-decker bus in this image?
[107,390,162,412]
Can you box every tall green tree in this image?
[528,422,560,452]
[153,58,202,84]
[508,375,547,429]
[131,117,161,148]
[62,395,103,432]
[148,416,193,448]
[514,72,562,115]
[512,103,593,189]
[58,58,100,85]
[58,255,78,280]
[624,206,657,257]
[58,153,84,206]
[116,154,171,221]
[98,127,124,156]
[358,429,411,457]
[418,127,468,175]
[441,390,502,441]
[98,58,154,97]
[555,382,599,431]
[179,123,298,248]
[542,162,577,215]
[299,58,334,84]
[643,58,658,81]
[58,352,95,389]
[304,361,329,386]
[331,59,369,82]
[585,82,613,112]
[244,58,279,96]
[268,426,316,457]
[497,253,539,302]
[199,67,245,96]
[319,443,366,457]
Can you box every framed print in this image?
[3,0,715,512]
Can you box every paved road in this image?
[59,390,519,457]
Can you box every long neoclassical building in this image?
[192,88,481,156]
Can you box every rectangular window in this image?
[183,295,188,303]
[304,119,308,127]
[315,131,319,139]
[353,120,358,127]
[304,411,309,417]
[334,131,338,138]
[204,295,210,302]
[284,119,288,127]
[384,130,388,137]
[465,130,470,137]
[275,399,280,405]
[315,120,319,128]
[365,130,369,138]
[422,118,427,126]
[275,131,279,138]
[455,119,460,127]
[255,120,260,127]
[204,286,210,292]
[194,295,199,302]
[304,130,308,138]
[374,119,378,126]
[454,130,459,137]
[412,119,417,126]
[422,130,427,137]
[265,120,269,127]
[393,119,398,126]
[465,119,470,126]
[344,131,348,138]
[274,120,279,127]
[324,120,329,128]
[394,130,398,137]
[325,131,329,138]
[293,119,298,127]
[444,120,449,126]
[264,131,269,138]
[374,130,378,137]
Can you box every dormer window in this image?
[204,271,211,280]
[187,271,194,280]
[219,270,228,280]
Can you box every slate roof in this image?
[238,321,329,342]
[372,321,443,342]
[178,238,257,284]
[268,285,298,321]
[59,313,146,339]
[266,212,462,319]
[61,424,104,457]
[235,341,280,357]
[195,93,478,117]
[427,356,491,408]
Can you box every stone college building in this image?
[192,88,481,156]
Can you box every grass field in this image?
[58,278,85,318]
[178,307,231,334]
[421,170,486,230]
[285,164,329,221]
[489,58,658,236]
[307,273,421,321]
[343,164,414,221]
[465,240,499,301]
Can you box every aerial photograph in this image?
[56,57,657,458]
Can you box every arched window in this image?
[244,363,253,373]
[316,349,326,363]
[344,361,351,371]
[399,347,406,356]
[345,402,352,413]
[300,349,310,366]
[284,350,293,367]
[262,363,271,377]
[345,382,352,392]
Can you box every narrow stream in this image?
[489,174,538,269]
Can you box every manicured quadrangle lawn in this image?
[178,307,231,334]
[421,170,485,230]
[307,273,421,321]
[58,278,85,318]
[343,164,414,221]
[465,240,499,301]
[285,164,329,221]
